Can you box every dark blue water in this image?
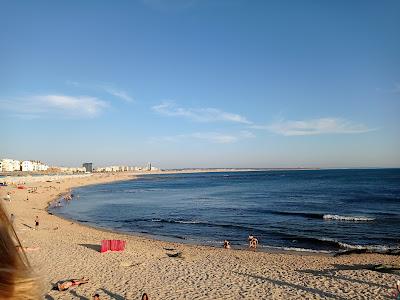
[51,169,400,253]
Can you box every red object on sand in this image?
[17,186,26,189]
[100,240,126,253]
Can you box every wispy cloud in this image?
[152,102,252,124]
[100,86,133,102]
[251,118,374,136]
[66,81,134,102]
[0,94,108,118]
[150,130,255,144]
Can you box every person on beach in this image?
[35,216,39,230]
[5,192,11,202]
[223,240,231,249]
[93,293,100,300]
[142,293,149,300]
[248,235,258,250]
[248,235,254,247]
[16,245,40,252]
[0,203,41,299]
[393,280,400,300]
[10,213,15,225]
[57,277,89,291]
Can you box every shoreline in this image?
[2,172,399,299]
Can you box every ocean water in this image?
[50,169,400,253]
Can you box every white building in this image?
[21,160,34,172]
[60,167,85,173]
[0,159,21,172]
[29,161,49,172]
[38,163,49,171]
[145,162,159,171]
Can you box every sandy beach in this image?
[1,172,399,300]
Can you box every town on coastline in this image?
[0,158,160,175]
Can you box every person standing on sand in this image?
[10,214,15,225]
[248,235,254,247]
[248,235,258,251]
[223,240,231,249]
[35,216,39,230]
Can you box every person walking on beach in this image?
[5,192,11,202]
[10,214,15,226]
[35,216,39,230]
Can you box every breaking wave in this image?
[269,211,375,222]
[322,214,375,222]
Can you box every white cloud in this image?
[0,94,108,118]
[66,81,134,102]
[101,86,133,102]
[254,118,374,136]
[152,102,252,124]
[150,130,255,144]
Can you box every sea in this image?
[50,169,400,254]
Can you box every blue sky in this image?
[0,0,399,168]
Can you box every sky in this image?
[0,0,399,169]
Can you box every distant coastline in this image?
[3,166,400,178]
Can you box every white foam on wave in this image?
[176,220,202,224]
[262,245,332,254]
[151,219,201,224]
[337,242,391,251]
[323,214,375,222]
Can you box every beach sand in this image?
[1,172,399,299]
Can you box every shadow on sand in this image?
[233,271,347,300]
[297,264,391,289]
[79,243,101,252]
[69,290,90,300]
[100,288,125,300]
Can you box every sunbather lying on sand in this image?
[57,277,89,291]
[16,245,40,252]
